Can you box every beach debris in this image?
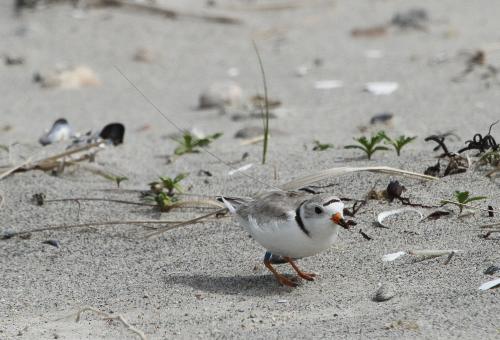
[351,25,387,38]
[39,119,73,146]
[199,81,242,109]
[73,306,147,340]
[345,131,389,160]
[359,229,372,240]
[133,47,155,63]
[391,8,428,30]
[197,170,212,177]
[384,320,419,331]
[4,54,25,65]
[314,80,343,90]
[484,265,500,275]
[228,163,253,176]
[34,65,100,89]
[487,206,494,217]
[478,278,500,291]
[382,251,407,262]
[1,229,16,240]
[343,200,366,217]
[453,50,499,84]
[173,132,222,156]
[424,161,441,177]
[32,193,46,206]
[42,239,60,248]
[312,140,333,151]
[376,208,423,228]
[364,82,399,95]
[458,121,499,155]
[234,127,265,139]
[370,113,393,126]
[423,210,451,221]
[99,123,125,146]
[250,94,281,110]
[443,251,455,265]
[386,180,406,202]
[373,284,395,302]
[279,166,436,191]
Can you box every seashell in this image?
[370,112,394,125]
[376,208,423,228]
[373,284,396,302]
[39,118,73,146]
[199,81,243,109]
[365,82,399,95]
[382,251,407,262]
[99,123,125,145]
[478,278,500,291]
[314,80,343,90]
[42,239,60,248]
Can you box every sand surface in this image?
[1,0,499,339]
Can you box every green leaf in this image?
[464,196,488,203]
[344,145,366,150]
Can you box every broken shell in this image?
[42,239,60,248]
[99,123,125,145]
[478,278,500,291]
[314,80,343,90]
[39,118,73,146]
[373,284,396,302]
[365,82,399,95]
[382,251,407,262]
[228,163,253,176]
[199,81,243,109]
[376,208,423,228]
[35,65,100,89]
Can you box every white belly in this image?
[236,215,339,258]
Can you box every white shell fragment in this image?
[228,163,253,176]
[35,65,100,89]
[376,208,423,228]
[314,80,344,90]
[199,81,243,109]
[365,82,399,95]
[479,278,500,291]
[382,251,407,262]
[39,118,73,146]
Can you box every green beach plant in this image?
[173,132,222,156]
[345,131,389,160]
[383,134,417,156]
[440,191,487,214]
[312,140,334,151]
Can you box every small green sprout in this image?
[440,191,487,214]
[478,149,500,166]
[383,134,417,156]
[100,173,128,188]
[154,192,178,211]
[313,140,334,151]
[173,132,222,156]
[149,173,188,197]
[345,131,389,160]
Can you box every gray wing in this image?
[236,191,309,225]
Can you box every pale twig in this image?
[145,208,228,238]
[74,306,147,340]
[0,157,33,180]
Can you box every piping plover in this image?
[222,190,349,287]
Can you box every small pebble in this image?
[484,265,500,275]
[42,239,60,248]
[373,284,395,302]
[199,81,243,109]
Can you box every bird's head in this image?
[300,195,349,230]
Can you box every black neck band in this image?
[295,201,310,237]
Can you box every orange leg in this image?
[284,257,316,281]
[264,259,297,287]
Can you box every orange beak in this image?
[331,212,350,229]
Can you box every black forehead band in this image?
[323,198,340,206]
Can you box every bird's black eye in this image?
[314,207,323,214]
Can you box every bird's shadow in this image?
[163,272,300,296]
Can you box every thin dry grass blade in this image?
[280,166,436,191]
[0,157,33,180]
[145,208,228,238]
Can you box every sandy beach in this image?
[1,0,499,339]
